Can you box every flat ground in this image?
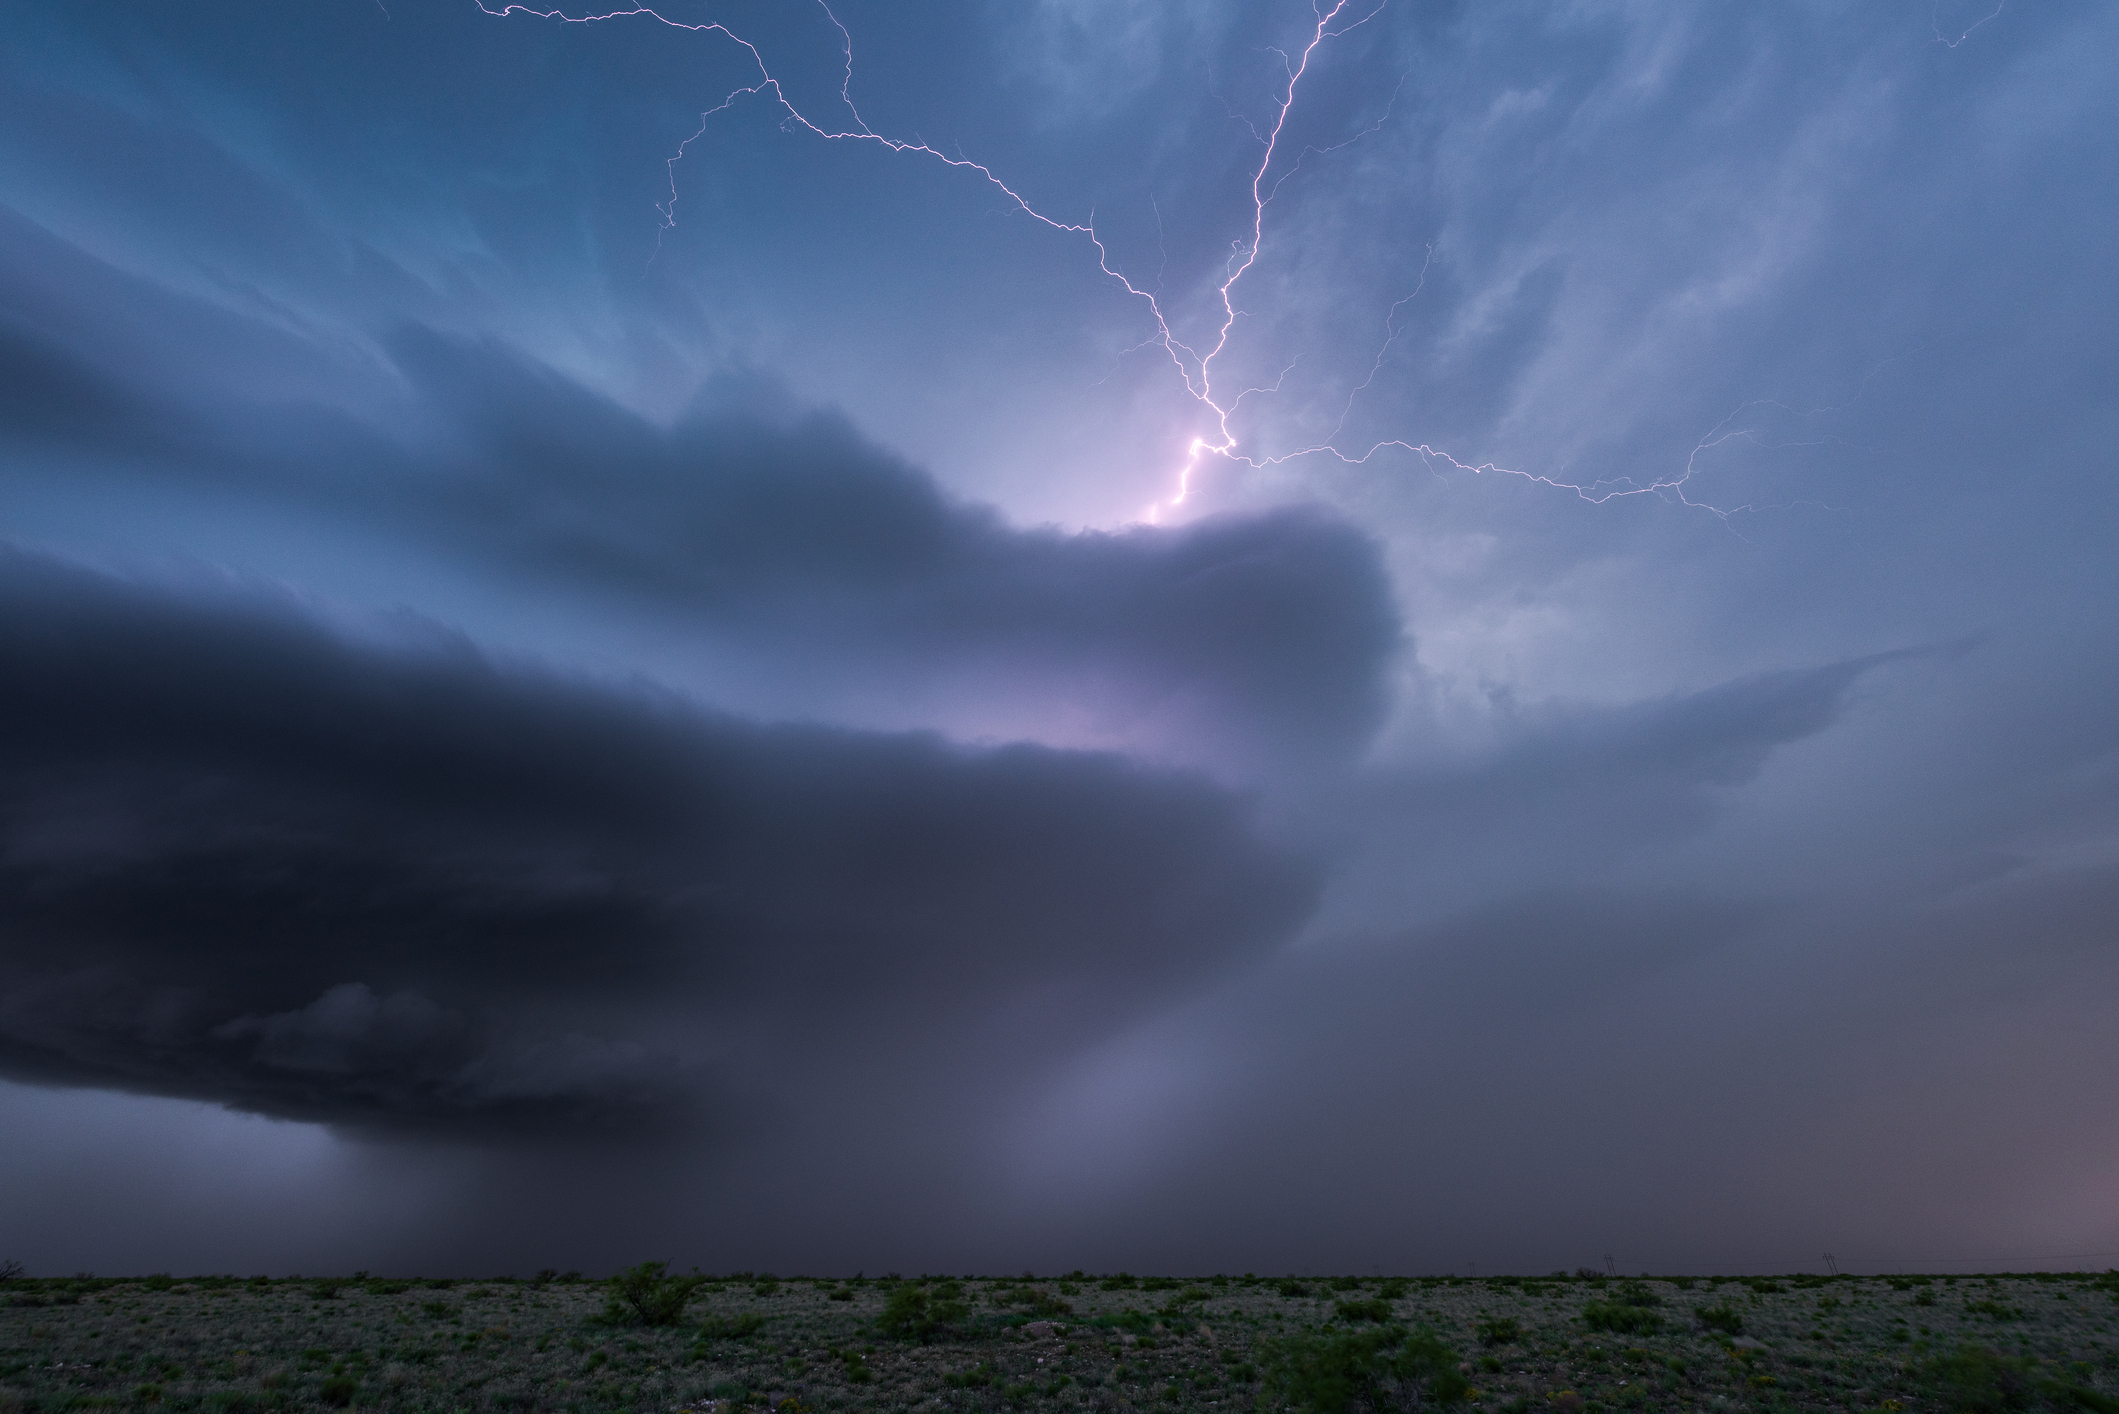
[4,1271,2116,1414]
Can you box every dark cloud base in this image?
[0,547,1319,1141]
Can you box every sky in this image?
[0,0,2115,1278]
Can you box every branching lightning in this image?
[1932,1,2005,48]
[474,0,1784,523]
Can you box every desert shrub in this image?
[316,1376,359,1408]
[1914,1290,1938,1307]
[944,1362,997,1388]
[1965,1300,2022,1322]
[840,1351,876,1385]
[1695,1305,1743,1336]
[2056,1386,2119,1414]
[309,1280,343,1301]
[1330,1277,1364,1292]
[1581,1303,1664,1335]
[750,1276,780,1298]
[1023,1288,1074,1317]
[600,1261,706,1328]
[420,1300,456,1320]
[1335,1299,1393,1324]
[1916,1345,2036,1414]
[1478,1318,1522,1346]
[1101,1274,1138,1291]
[1141,1277,1179,1292]
[696,1313,766,1341]
[875,1280,968,1342]
[365,1280,411,1297]
[1091,1308,1154,1334]
[1276,1280,1312,1299]
[827,1286,854,1302]
[141,1275,175,1292]
[0,1259,22,1282]
[1613,1281,1661,1308]
[1262,1325,1467,1414]
[1377,1279,1409,1301]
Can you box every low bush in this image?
[1696,1304,1743,1336]
[1478,1318,1522,1346]
[695,1312,766,1341]
[1581,1303,1664,1335]
[600,1261,706,1328]
[875,1280,968,1342]
[1334,1299,1393,1324]
[1022,1288,1073,1317]
[1262,1325,1468,1414]
[1915,1344,2036,1414]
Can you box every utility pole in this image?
[1604,1254,1617,1278]
[1824,1254,1838,1276]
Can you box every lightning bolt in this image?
[474,0,1780,523]
[1933,1,2005,48]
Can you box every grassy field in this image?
[4,1269,2116,1414]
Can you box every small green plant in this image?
[1023,1287,1075,1317]
[316,1376,358,1407]
[600,1261,707,1328]
[944,1361,996,1388]
[694,1312,766,1347]
[1581,1302,1664,1335]
[1262,1325,1467,1414]
[875,1280,968,1342]
[1916,1344,2036,1414]
[1478,1317,1523,1346]
[1695,1304,1743,1335]
[840,1351,876,1384]
[2055,1386,2119,1414]
[1334,1298,1393,1323]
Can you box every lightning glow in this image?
[474,0,1770,522]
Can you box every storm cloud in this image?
[0,0,2115,1277]
[0,548,1317,1139]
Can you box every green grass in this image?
[0,1271,2115,1413]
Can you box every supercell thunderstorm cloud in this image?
[0,0,2116,1277]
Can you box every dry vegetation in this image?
[4,1268,2117,1414]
